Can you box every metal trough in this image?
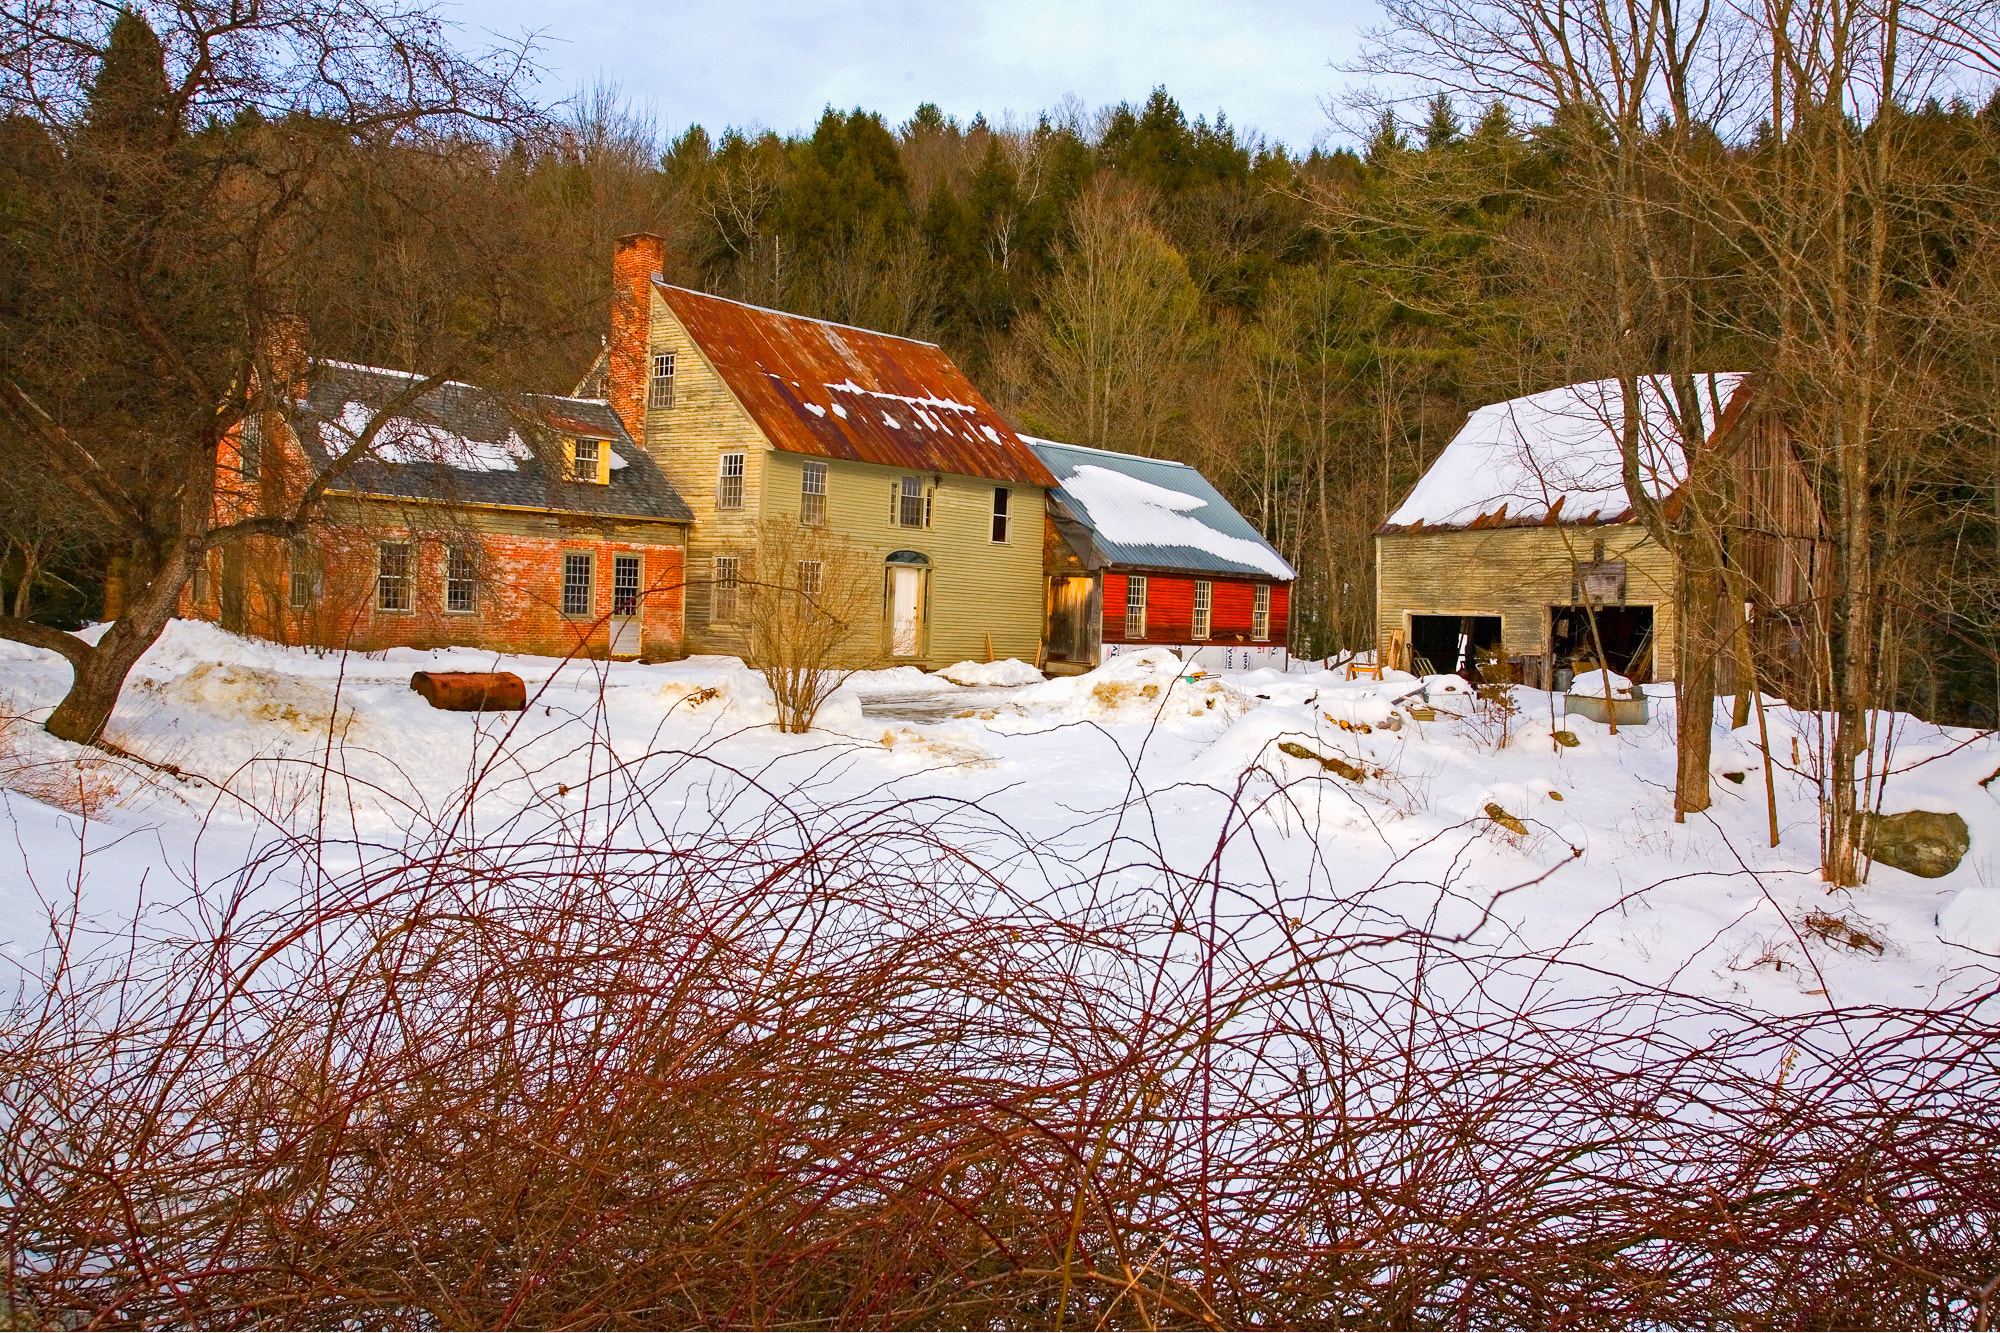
[410,671,527,712]
[1564,691,1650,726]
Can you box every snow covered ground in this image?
[0,620,1994,1016]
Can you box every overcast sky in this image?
[455,0,1378,154]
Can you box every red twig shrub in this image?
[2,733,1996,1328]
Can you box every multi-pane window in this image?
[446,546,477,613]
[717,452,745,509]
[896,475,926,528]
[1125,575,1147,640]
[990,487,1010,542]
[376,542,411,612]
[561,551,594,618]
[568,437,604,484]
[797,559,823,618]
[612,554,641,617]
[239,415,262,481]
[288,544,316,609]
[1192,581,1212,640]
[711,555,739,623]
[800,461,827,525]
[649,351,675,409]
[1253,584,1271,641]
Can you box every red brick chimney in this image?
[610,232,666,445]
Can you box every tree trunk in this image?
[44,550,188,746]
[1675,558,1720,816]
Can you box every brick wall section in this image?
[192,409,687,659]
[1100,572,1289,649]
[610,232,667,445]
[182,524,685,659]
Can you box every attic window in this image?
[649,351,675,409]
[567,437,607,484]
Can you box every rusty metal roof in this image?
[657,284,1056,488]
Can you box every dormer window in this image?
[649,351,675,409]
[567,437,607,484]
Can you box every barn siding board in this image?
[1212,581,1253,635]
[1375,522,1678,678]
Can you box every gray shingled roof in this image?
[293,362,693,524]
[1026,437,1296,580]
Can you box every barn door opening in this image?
[1550,605,1656,682]
[1046,576,1093,663]
[1409,614,1501,677]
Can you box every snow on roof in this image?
[1384,374,1750,531]
[1026,437,1296,581]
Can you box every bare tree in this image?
[740,521,881,733]
[0,1,545,745]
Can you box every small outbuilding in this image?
[1028,438,1296,673]
[1375,374,1826,690]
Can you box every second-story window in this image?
[649,351,675,409]
[895,475,927,528]
[801,460,827,524]
[990,487,1010,542]
[717,452,745,509]
[1125,576,1147,640]
[1192,581,1212,640]
[1253,584,1271,641]
[376,542,411,612]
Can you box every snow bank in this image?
[1570,669,1634,697]
[1942,888,2000,955]
[1008,648,1256,725]
[935,659,1044,687]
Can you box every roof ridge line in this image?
[655,281,944,348]
[1023,436,1190,468]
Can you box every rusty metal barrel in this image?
[409,671,527,712]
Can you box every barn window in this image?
[446,546,477,613]
[1192,581,1212,639]
[376,542,411,612]
[990,487,1010,543]
[1125,576,1147,640]
[561,551,594,617]
[711,555,740,623]
[717,452,745,509]
[649,351,675,409]
[1253,584,1271,641]
[612,554,641,616]
[801,460,827,524]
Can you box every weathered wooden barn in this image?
[1375,374,1827,689]
[1029,438,1295,673]
[185,363,692,659]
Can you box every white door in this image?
[891,565,924,657]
